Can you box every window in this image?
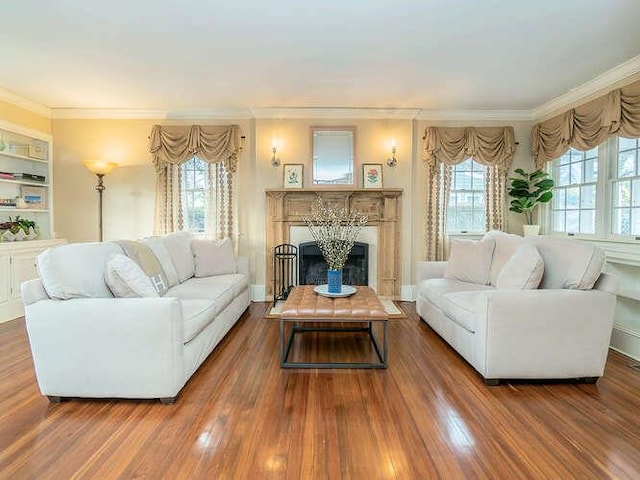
[181,157,206,233]
[547,136,640,239]
[447,159,486,233]
[551,147,598,234]
[611,137,640,236]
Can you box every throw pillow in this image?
[192,237,237,277]
[116,240,169,295]
[163,231,196,282]
[496,243,544,290]
[104,254,159,298]
[444,238,495,285]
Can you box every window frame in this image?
[447,158,487,235]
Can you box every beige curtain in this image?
[149,125,241,237]
[422,126,515,260]
[533,79,640,168]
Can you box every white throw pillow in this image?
[104,254,159,298]
[444,238,495,285]
[496,244,544,290]
[192,237,237,277]
[163,231,195,282]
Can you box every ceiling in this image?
[2,0,640,116]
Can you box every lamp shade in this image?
[83,160,118,175]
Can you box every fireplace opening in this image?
[298,241,369,286]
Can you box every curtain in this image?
[149,125,241,238]
[532,78,640,168]
[422,126,515,260]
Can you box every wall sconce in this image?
[387,140,397,167]
[83,160,118,242]
[271,140,280,167]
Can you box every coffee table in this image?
[279,285,389,369]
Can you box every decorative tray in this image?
[313,284,357,298]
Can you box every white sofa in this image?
[21,232,251,403]
[416,230,618,385]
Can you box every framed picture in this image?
[283,164,303,188]
[20,185,46,209]
[362,164,383,189]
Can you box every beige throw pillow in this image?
[496,244,544,290]
[105,254,159,298]
[444,238,495,285]
[192,237,237,277]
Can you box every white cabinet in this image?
[0,239,66,323]
[0,121,54,240]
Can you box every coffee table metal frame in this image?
[279,316,388,369]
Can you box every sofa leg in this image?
[484,379,501,386]
[582,376,599,384]
[159,396,177,404]
[47,396,64,403]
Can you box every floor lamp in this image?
[83,160,118,242]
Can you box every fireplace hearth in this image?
[299,241,369,286]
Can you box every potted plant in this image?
[507,168,554,236]
[0,215,39,241]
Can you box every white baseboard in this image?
[401,285,416,301]
[610,324,640,362]
[250,285,266,302]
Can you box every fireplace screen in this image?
[298,241,368,286]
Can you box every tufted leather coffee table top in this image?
[281,285,388,321]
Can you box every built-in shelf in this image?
[0,208,50,213]
[0,150,49,164]
[0,178,48,188]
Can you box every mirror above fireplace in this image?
[311,127,355,186]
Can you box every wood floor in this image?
[1,303,640,479]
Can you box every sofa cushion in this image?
[37,242,123,299]
[116,240,169,295]
[444,238,495,285]
[181,299,218,343]
[419,278,493,306]
[496,244,544,290]
[141,236,180,288]
[192,237,237,277]
[439,291,484,333]
[483,230,526,286]
[529,236,605,290]
[163,231,195,282]
[165,274,248,317]
[104,254,159,298]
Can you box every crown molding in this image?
[250,107,421,120]
[50,108,254,120]
[0,87,51,118]
[415,109,533,122]
[532,54,640,121]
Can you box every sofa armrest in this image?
[21,278,50,306]
[236,255,250,275]
[474,289,617,379]
[417,261,447,283]
[24,297,185,398]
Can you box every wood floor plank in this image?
[1,302,639,479]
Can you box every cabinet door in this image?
[0,255,9,304]
[10,252,39,300]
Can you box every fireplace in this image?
[299,241,369,286]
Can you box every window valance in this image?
[149,124,242,172]
[532,78,640,168]
[422,126,516,170]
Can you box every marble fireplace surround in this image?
[265,188,402,299]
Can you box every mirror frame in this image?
[310,126,356,187]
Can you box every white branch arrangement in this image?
[303,198,368,270]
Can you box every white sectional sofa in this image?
[416,230,619,385]
[21,232,250,403]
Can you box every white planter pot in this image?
[523,224,540,237]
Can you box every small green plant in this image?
[508,169,554,225]
[0,215,38,234]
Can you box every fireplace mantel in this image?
[265,188,402,299]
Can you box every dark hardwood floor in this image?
[1,302,640,479]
